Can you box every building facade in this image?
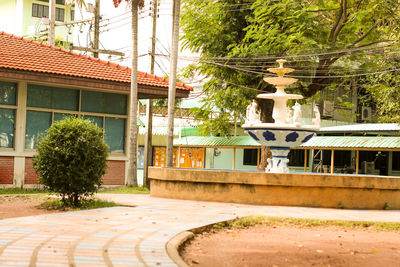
[0,0,75,45]
[0,31,192,187]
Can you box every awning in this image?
[173,136,259,147]
[319,123,400,134]
[298,136,400,151]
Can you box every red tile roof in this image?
[0,32,192,91]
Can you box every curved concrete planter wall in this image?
[148,167,400,210]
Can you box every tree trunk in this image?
[257,98,274,170]
[166,0,181,167]
[126,1,139,186]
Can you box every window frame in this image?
[25,85,128,155]
[32,3,65,21]
[0,81,18,150]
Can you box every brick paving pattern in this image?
[0,194,399,266]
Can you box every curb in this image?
[166,231,194,267]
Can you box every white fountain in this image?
[242,59,320,173]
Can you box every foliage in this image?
[33,117,109,207]
[180,0,400,133]
[99,186,150,194]
[210,216,400,232]
[0,188,51,195]
[40,198,118,211]
[360,60,400,123]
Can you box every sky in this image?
[74,0,199,82]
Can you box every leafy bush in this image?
[33,117,109,206]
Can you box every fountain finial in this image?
[277,59,286,68]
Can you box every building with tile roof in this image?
[0,31,192,187]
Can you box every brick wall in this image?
[25,157,39,184]
[0,157,14,184]
[102,160,125,185]
[24,158,125,186]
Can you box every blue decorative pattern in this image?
[263,131,276,141]
[301,133,315,143]
[247,131,259,141]
[285,132,299,142]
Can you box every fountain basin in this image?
[242,124,317,172]
[242,124,317,147]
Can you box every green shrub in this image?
[33,117,109,207]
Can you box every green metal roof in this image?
[319,123,400,133]
[299,136,400,150]
[174,136,259,147]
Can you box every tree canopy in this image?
[180,0,400,135]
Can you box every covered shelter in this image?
[297,131,400,176]
[0,31,192,187]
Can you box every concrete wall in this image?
[0,1,17,35]
[149,167,400,210]
[0,0,74,42]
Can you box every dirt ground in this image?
[0,195,60,219]
[181,224,400,267]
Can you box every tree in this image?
[113,0,144,186]
[361,60,400,123]
[181,0,400,122]
[33,117,108,207]
[180,0,400,167]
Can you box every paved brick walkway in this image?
[0,194,400,267]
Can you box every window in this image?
[25,111,52,149]
[0,82,17,148]
[393,152,400,171]
[25,84,127,153]
[56,8,65,22]
[105,117,125,153]
[38,0,65,4]
[243,149,258,166]
[288,149,305,167]
[81,91,127,115]
[0,109,15,148]
[27,85,78,111]
[84,115,103,128]
[70,10,75,21]
[32,4,65,21]
[32,4,49,18]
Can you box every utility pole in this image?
[48,0,56,46]
[166,0,181,167]
[126,0,139,187]
[143,0,158,188]
[93,0,100,58]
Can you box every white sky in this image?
[74,0,197,81]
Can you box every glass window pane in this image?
[25,111,51,149]
[81,91,127,115]
[38,5,43,17]
[44,6,49,17]
[27,84,78,111]
[53,113,76,122]
[32,4,38,17]
[0,81,17,105]
[83,115,103,128]
[105,117,125,153]
[0,109,15,148]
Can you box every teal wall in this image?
[204,147,257,171]
[208,148,234,170]
[234,149,258,170]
